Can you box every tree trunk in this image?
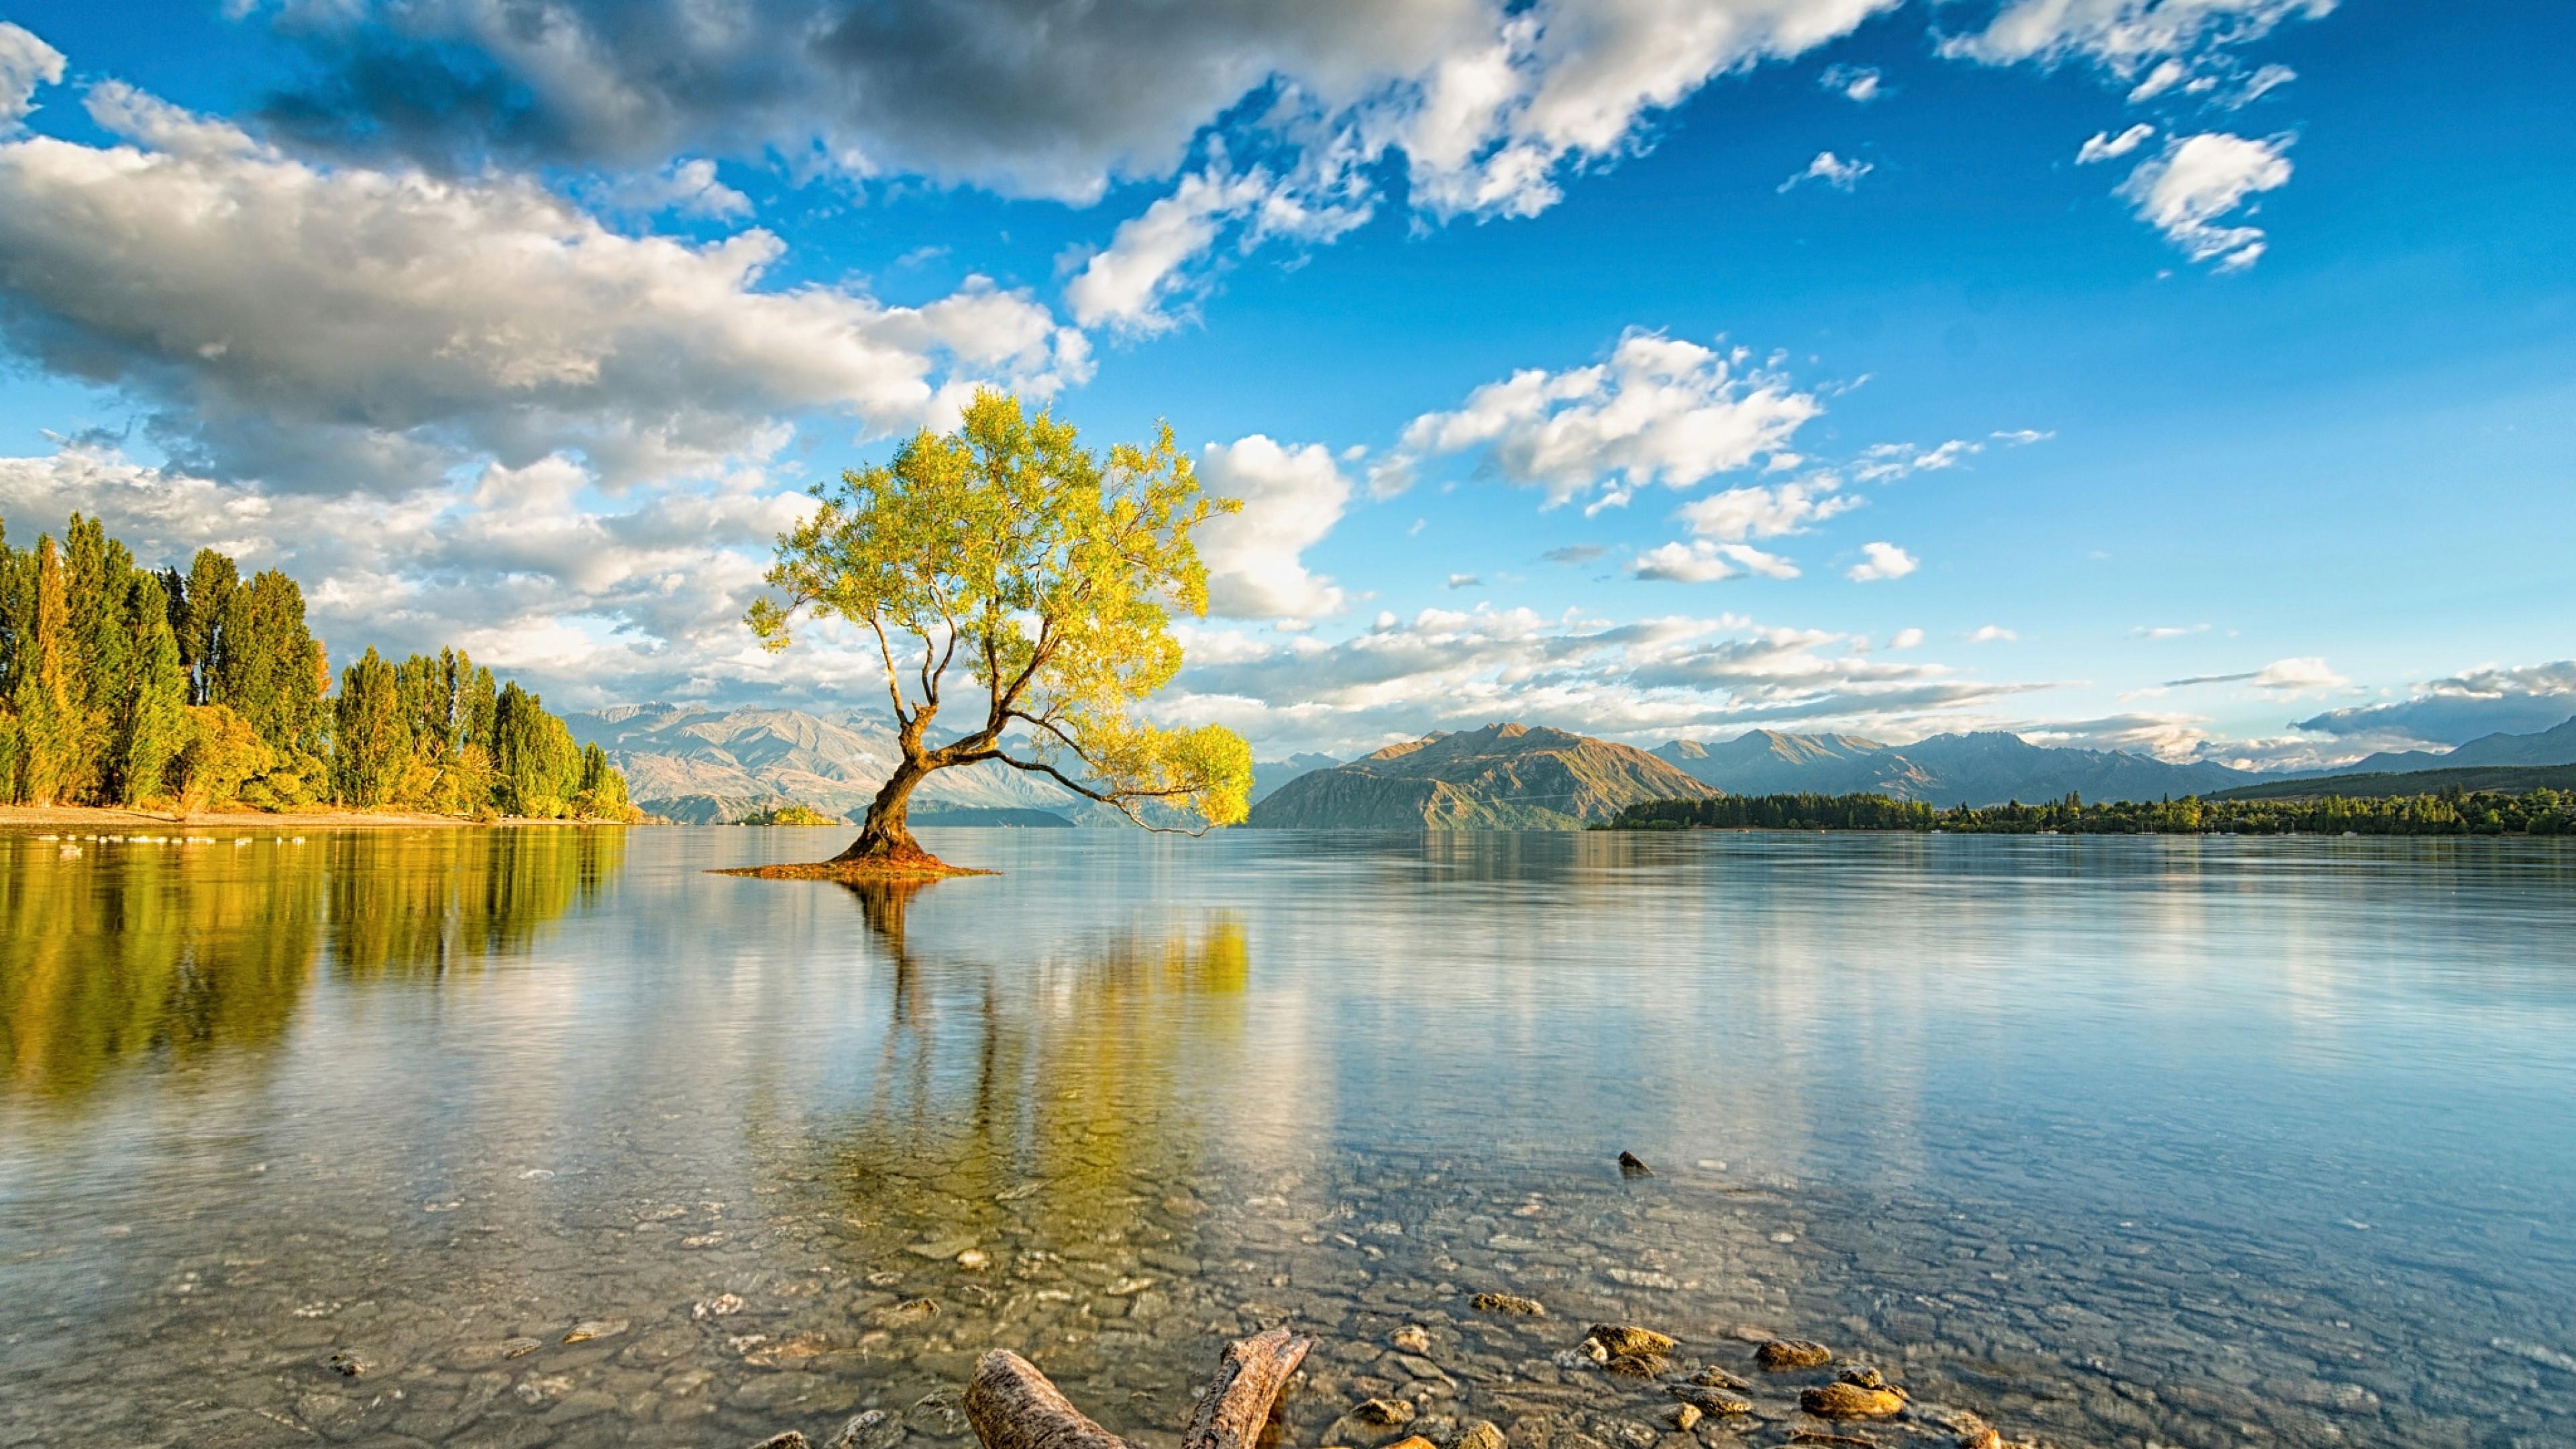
[964,1329,1309,1449]
[837,753,936,864]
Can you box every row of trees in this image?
[0,513,632,820]
[1602,787,2576,837]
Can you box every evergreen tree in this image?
[10,537,78,806]
[331,647,413,808]
[493,682,581,818]
[179,548,239,706]
[115,574,190,806]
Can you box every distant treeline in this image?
[1601,788,2576,837]
[0,513,633,819]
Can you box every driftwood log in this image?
[965,1328,1311,1449]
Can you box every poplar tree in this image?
[493,682,581,818]
[115,574,190,806]
[179,548,239,706]
[331,647,413,808]
[11,537,78,806]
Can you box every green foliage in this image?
[749,389,1253,845]
[0,513,635,820]
[493,682,583,818]
[330,647,414,808]
[1600,788,2576,837]
[737,802,837,825]
[115,574,190,807]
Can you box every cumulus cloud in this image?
[1968,625,2017,643]
[2115,130,2292,270]
[2077,123,2155,164]
[1889,627,1925,650]
[1675,476,1860,541]
[1846,541,1917,581]
[0,21,64,132]
[1193,435,1353,622]
[1819,64,1883,103]
[0,76,1091,496]
[2294,661,2576,746]
[1162,606,2043,756]
[1633,540,1798,584]
[1373,330,1820,506]
[1446,572,1482,589]
[590,157,753,218]
[2133,623,2208,639]
[1778,150,1873,193]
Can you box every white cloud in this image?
[0,77,1093,497]
[2077,123,2155,164]
[1846,541,1917,582]
[1889,627,1925,650]
[1778,150,1874,193]
[2249,655,2345,692]
[1166,605,2039,757]
[592,158,753,219]
[2233,63,2298,106]
[1991,427,2056,445]
[1853,438,1980,482]
[1819,64,1884,103]
[2294,661,2576,746]
[0,21,64,132]
[1063,164,1279,333]
[1193,435,1353,621]
[1676,476,1862,541]
[1945,0,2336,76]
[1633,541,1798,583]
[1374,330,1820,506]
[1446,572,1482,588]
[2133,623,2208,639]
[1968,625,2018,643]
[2115,131,2293,270]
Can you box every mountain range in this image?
[566,703,2576,828]
[1248,723,1715,828]
[1650,729,2252,806]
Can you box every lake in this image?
[3,826,2573,1448]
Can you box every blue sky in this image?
[0,0,2568,765]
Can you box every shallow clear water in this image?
[3,827,2573,1449]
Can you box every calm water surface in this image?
[3,827,2573,1449]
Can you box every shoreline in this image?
[0,804,635,830]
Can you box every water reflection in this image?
[0,828,626,1097]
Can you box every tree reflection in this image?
[0,828,627,1097]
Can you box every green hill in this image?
[2212,763,2576,801]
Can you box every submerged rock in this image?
[1354,1397,1419,1427]
[1668,1385,1752,1417]
[562,1318,629,1343]
[1684,1364,1750,1391]
[1392,1326,1434,1354]
[1755,1340,1831,1371]
[750,1434,811,1449]
[1589,1325,1676,1358]
[1617,1152,1654,1179]
[1666,1404,1701,1432]
[1471,1292,1546,1317]
[1455,1419,1506,1449]
[830,1409,906,1449]
[1799,1370,1907,1421]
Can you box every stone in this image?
[1384,1438,1436,1449]
[1617,1152,1653,1178]
[1667,1387,1752,1417]
[1588,1326,1676,1358]
[957,1249,991,1271]
[1605,1355,1663,1379]
[1684,1366,1749,1391]
[694,1295,747,1318]
[1666,1405,1701,1432]
[751,1436,813,1449]
[1472,1293,1545,1317]
[1798,1383,1905,1421]
[907,1235,977,1260]
[1957,1432,2002,1449]
[326,1349,376,1378]
[562,1319,629,1344]
[1392,1326,1434,1354]
[1354,1397,1419,1427]
[830,1409,906,1449]
[1456,1419,1506,1449]
[869,1298,939,1328]
[1755,1340,1831,1371]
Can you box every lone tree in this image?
[747,390,1254,873]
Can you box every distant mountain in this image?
[564,704,1110,824]
[1250,723,1717,828]
[1252,752,1344,802]
[2215,763,2576,802]
[2322,715,2576,776]
[1655,729,2250,806]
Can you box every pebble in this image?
[562,1318,629,1343]
[1471,1292,1546,1317]
[1353,1397,1418,1426]
[1756,1340,1832,1371]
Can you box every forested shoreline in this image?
[1601,788,2576,837]
[0,513,633,820]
